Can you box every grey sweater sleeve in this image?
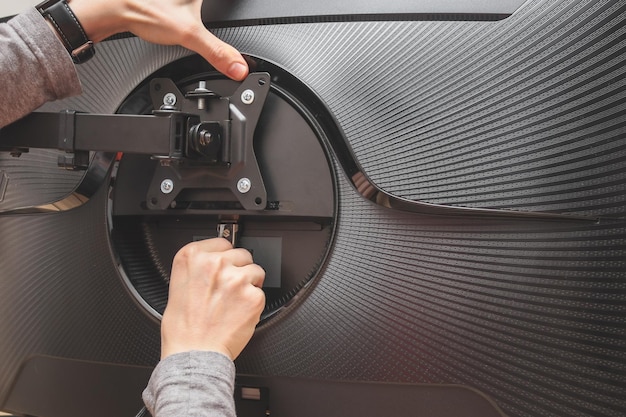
[0,7,81,128]
[142,351,237,417]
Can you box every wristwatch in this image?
[37,0,95,64]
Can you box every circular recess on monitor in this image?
[108,56,338,322]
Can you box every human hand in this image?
[68,0,249,80]
[160,238,266,360]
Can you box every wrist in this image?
[161,341,234,361]
[38,0,96,64]
[66,0,129,42]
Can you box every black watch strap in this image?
[37,0,95,64]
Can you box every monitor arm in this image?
[0,72,271,212]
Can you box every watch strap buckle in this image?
[37,0,95,64]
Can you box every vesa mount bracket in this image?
[0,72,271,212]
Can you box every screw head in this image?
[237,178,251,194]
[241,89,255,105]
[198,130,213,146]
[163,93,177,106]
[160,179,174,194]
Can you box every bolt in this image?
[241,89,255,105]
[198,130,212,146]
[195,81,209,110]
[160,179,174,194]
[237,178,251,194]
[163,93,177,106]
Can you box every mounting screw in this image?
[160,179,174,194]
[195,81,210,110]
[163,93,177,106]
[237,178,251,194]
[241,89,255,105]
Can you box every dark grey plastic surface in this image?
[4,357,152,417]
[201,0,526,25]
[235,375,505,416]
[3,356,505,417]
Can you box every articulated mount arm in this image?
[0,72,271,211]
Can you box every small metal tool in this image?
[217,222,239,246]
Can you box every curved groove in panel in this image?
[6,0,622,219]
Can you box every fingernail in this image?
[228,62,248,80]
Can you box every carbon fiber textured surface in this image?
[0,0,625,416]
[241,175,626,417]
[0,185,161,400]
[0,151,84,211]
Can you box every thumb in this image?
[184,28,249,80]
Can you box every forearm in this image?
[0,8,80,128]
[146,239,264,417]
[66,0,130,42]
[142,351,237,417]
[0,0,248,130]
